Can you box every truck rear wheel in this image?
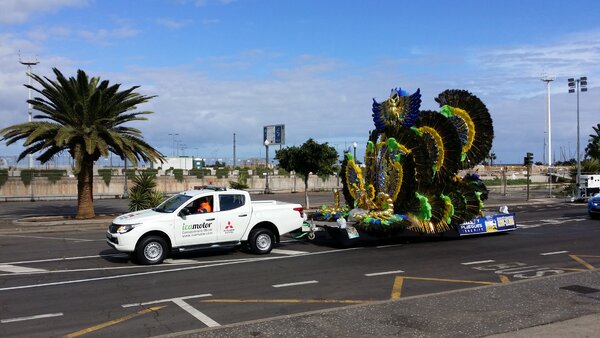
[249,228,274,254]
[136,236,167,265]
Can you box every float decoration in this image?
[337,87,493,235]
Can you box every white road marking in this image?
[122,293,212,308]
[271,249,308,255]
[163,259,198,264]
[364,270,404,277]
[0,253,128,265]
[540,251,569,256]
[122,293,218,327]
[461,260,495,265]
[273,280,318,288]
[1,312,63,323]
[0,234,97,242]
[375,244,403,249]
[0,247,361,292]
[0,265,47,273]
[173,298,220,327]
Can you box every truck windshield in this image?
[153,194,192,213]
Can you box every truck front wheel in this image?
[136,236,168,265]
[249,228,274,254]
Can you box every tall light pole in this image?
[541,75,554,196]
[352,142,358,162]
[168,133,178,157]
[233,133,236,169]
[264,139,271,194]
[568,76,588,198]
[19,55,39,169]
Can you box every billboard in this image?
[263,124,285,145]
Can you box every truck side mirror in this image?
[179,208,191,217]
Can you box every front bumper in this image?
[106,230,137,252]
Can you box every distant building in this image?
[154,156,199,170]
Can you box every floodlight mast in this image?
[541,75,554,197]
[568,76,588,198]
[19,53,39,169]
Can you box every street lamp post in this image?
[19,56,39,169]
[352,142,358,162]
[541,75,554,197]
[168,133,179,157]
[264,140,271,194]
[568,76,588,199]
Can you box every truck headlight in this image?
[116,223,141,234]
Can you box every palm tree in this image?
[585,123,600,161]
[0,68,164,219]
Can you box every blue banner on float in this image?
[458,213,516,236]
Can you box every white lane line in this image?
[461,260,495,265]
[271,249,308,255]
[540,251,569,256]
[0,265,48,273]
[1,312,63,323]
[0,253,128,265]
[376,244,402,249]
[163,259,198,264]
[364,270,404,277]
[273,280,318,288]
[0,247,361,292]
[173,298,220,327]
[122,293,212,308]
[0,234,97,242]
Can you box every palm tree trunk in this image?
[76,158,95,219]
[304,178,310,209]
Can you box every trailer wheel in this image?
[136,236,167,265]
[249,228,274,254]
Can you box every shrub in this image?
[0,169,7,188]
[189,168,205,179]
[20,170,34,186]
[216,168,229,179]
[173,169,184,182]
[98,169,113,186]
[128,171,166,211]
[229,171,249,189]
[123,169,137,180]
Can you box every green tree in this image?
[585,123,600,161]
[275,138,338,208]
[0,68,163,219]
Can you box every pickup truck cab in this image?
[107,187,304,264]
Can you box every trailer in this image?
[300,212,517,246]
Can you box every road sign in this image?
[263,125,285,145]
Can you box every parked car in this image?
[588,193,600,219]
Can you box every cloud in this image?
[78,26,141,45]
[155,18,193,30]
[0,0,89,24]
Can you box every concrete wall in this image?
[0,174,342,201]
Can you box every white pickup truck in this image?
[106,187,305,264]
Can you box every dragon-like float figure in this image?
[317,88,493,235]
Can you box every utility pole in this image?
[19,53,39,169]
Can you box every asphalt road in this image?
[0,199,598,337]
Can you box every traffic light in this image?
[523,152,533,166]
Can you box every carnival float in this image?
[304,87,516,242]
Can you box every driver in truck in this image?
[197,197,212,213]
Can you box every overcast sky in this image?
[1,0,599,166]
